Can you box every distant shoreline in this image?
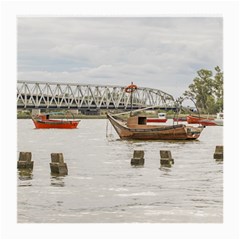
[17,115,108,119]
[17,113,216,120]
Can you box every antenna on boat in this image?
[125,82,138,116]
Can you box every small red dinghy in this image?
[187,115,214,124]
[32,112,80,129]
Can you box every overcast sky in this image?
[18,17,223,98]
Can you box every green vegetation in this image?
[17,111,107,119]
[17,110,31,119]
[183,66,223,114]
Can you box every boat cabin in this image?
[127,115,147,127]
[216,113,224,119]
[37,114,50,121]
[158,113,166,119]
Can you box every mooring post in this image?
[213,146,223,161]
[131,150,145,166]
[50,153,68,175]
[160,150,174,167]
[17,152,34,169]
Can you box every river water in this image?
[17,119,223,223]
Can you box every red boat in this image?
[147,113,167,123]
[198,113,224,126]
[32,112,80,129]
[198,119,217,126]
[173,117,187,122]
[187,115,214,124]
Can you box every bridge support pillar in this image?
[32,109,41,115]
[17,152,34,169]
[131,150,145,166]
[214,146,223,161]
[160,150,174,167]
[50,153,68,175]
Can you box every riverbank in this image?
[17,114,107,119]
[17,112,217,120]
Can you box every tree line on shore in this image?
[182,66,223,114]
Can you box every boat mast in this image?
[124,82,137,117]
[130,82,133,116]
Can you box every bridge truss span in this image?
[17,81,175,110]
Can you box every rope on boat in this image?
[112,105,162,116]
[106,119,109,138]
[106,119,114,140]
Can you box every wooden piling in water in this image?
[160,150,174,167]
[214,146,223,161]
[50,153,68,175]
[17,152,34,169]
[131,150,145,166]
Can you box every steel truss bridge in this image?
[17,81,176,111]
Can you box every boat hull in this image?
[187,115,214,124]
[32,119,80,129]
[199,120,217,126]
[107,114,203,140]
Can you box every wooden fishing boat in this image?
[107,113,204,140]
[147,113,167,123]
[32,112,80,129]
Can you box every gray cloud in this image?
[18,17,223,98]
